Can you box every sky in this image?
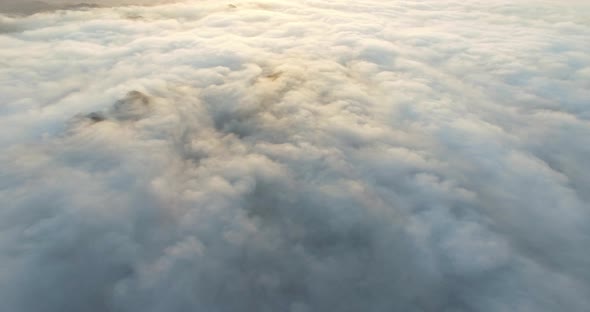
[1,1,589,311]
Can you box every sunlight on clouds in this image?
[0,1,589,311]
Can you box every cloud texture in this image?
[1,0,589,311]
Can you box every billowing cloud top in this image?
[1,0,589,311]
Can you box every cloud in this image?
[1,0,589,311]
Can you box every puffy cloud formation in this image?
[1,0,589,311]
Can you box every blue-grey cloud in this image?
[1,1,589,311]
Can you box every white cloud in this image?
[1,1,589,311]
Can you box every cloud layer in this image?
[0,0,179,15]
[1,1,589,311]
